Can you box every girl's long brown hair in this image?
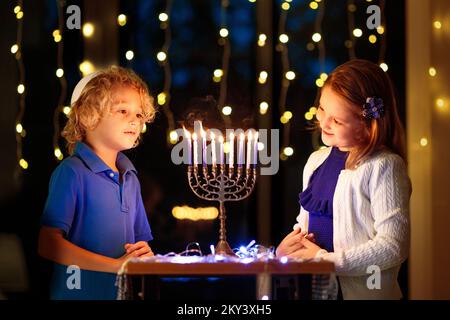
[321,59,406,169]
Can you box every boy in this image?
[38,66,156,299]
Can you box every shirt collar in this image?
[74,142,137,174]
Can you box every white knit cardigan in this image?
[293,147,411,300]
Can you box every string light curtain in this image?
[216,0,232,127]
[156,0,176,145]
[277,0,295,161]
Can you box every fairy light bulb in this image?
[312,33,322,42]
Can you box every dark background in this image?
[0,0,406,299]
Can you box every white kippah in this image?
[70,71,100,105]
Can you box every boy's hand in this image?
[124,241,154,258]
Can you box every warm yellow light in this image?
[82,23,95,38]
[11,44,19,55]
[157,51,167,62]
[19,159,28,170]
[376,26,385,34]
[436,98,445,108]
[53,32,62,42]
[283,111,293,120]
[305,112,314,120]
[219,28,229,38]
[316,78,324,87]
[429,67,437,77]
[14,6,21,14]
[56,68,64,78]
[258,71,268,84]
[280,116,288,124]
[158,92,167,105]
[222,106,232,116]
[63,106,71,115]
[312,33,322,42]
[142,123,147,134]
[17,84,25,94]
[125,50,134,60]
[16,11,24,19]
[433,21,442,29]
[248,0,256,3]
[369,35,377,44]
[420,138,428,147]
[214,69,223,78]
[279,34,289,43]
[380,63,388,72]
[16,123,23,134]
[259,102,269,115]
[282,2,290,10]
[258,33,267,47]
[353,28,363,38]
[79,60,95,76]
[309,1,319,10]
[283,147,294,156]
[54,148,63,160]
[309,107,318,114]
[117,14,127,26]
[320,73,328,81]
[285,71,296,80]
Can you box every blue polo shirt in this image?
[41,142,153,300]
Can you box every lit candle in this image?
[192,133,198,166]
[211,132,216,166]
[238,133,245,167]
[229,132,234,168]
[183,127,192,165]
[253,131,258,166]
[219,135,224,165]
[246,131,253,169]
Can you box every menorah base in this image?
[215,240,236,256]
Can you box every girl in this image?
[276,59,412,300]
[39,66,156,299]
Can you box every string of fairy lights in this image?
[52,0,68,162]
[426,12,448,148]
[276,0,295,161]
[11,1,28,171]
[214,0,232,127]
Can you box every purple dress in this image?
[299,147,349,252]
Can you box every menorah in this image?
[185,124,258,256]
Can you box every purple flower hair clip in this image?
[362,97,385,120]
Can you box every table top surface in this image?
[123,256,335,275]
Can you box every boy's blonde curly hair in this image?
[62,66,156,154]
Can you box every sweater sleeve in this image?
[316,154,412,276]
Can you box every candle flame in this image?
[192,133,198,140]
